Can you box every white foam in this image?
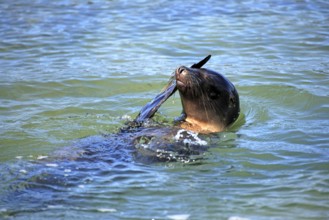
[228,216,250,220]
[167,214,190,220]
[47,205,64,209]
[19,169,27,174]
[174,129,207,146]
[121,114,132,120]
[97,208,117,213]
[37,155,48,160]
[45,163,58,167]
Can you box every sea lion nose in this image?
[176,66,187,76]
[178,67,185,74]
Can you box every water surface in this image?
[0,0,329,219]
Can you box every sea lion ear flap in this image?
[190,55,211,68]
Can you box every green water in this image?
[1,0,329,219]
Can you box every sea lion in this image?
[175,66,240,133]
[127,56,240,161]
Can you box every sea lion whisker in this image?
[193,77,203,98]
[202,95,210,123]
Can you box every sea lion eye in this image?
[209,91,220,99]
[207,86,221,99]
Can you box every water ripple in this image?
[1,0,329,219]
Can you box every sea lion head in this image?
[175,66,240,133]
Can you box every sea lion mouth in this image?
[176,80,185,87]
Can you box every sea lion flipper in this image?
[190,54,211,68]
[135,80,176,122]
